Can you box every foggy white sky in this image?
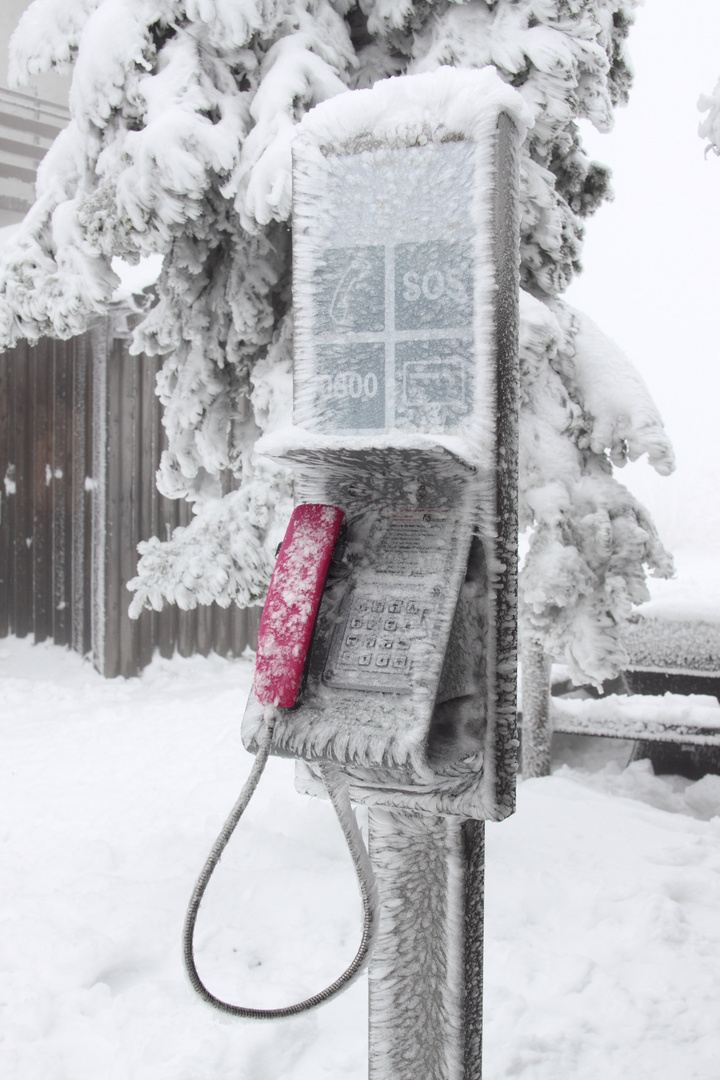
[565,0,720,554]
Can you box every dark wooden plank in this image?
[156,476,179,660]
[92,319,116,675]
[70,334,87,653]
[222,469,251,660]
[212,603,230,658]
[32,340,54,642]
[114,340,141,677]
[52,340,73,646]
[137,354,159,669]
[71,331,94,657]
[176,606,196,658]
[175,495,196,658]
[12,343,33,638]
[2,352,16,633]
[245,605,261,655]
[84,335,96,656]
[626,669,720,699]
[196,602,213,657]
[228,603,247,658]
[0,350,11,637]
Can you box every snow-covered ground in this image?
[3,635,720,1079]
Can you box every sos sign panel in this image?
[292,140,485,438]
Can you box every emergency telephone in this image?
[247,445,487,784]
[183,74,521,1024]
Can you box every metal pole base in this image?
[521,637,552,778]
[368,809,485,1080]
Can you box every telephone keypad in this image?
[325,588,433,692]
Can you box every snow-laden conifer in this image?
[699,73,720,157]
[1,0,674,684]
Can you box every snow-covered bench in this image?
[550,616,720,776]
[620,617,720,700]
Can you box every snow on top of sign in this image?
[295,65,533,153]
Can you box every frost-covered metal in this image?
[241,68,522,1080]
[243,68,525,823]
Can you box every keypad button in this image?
[334,590,432,688]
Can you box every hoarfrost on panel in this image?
[293,140,498,450]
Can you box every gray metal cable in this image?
[182,707,379,1019]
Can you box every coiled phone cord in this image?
[182,707,379,1019]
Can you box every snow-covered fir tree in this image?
[0,0,674,686]
[699,72,720,155]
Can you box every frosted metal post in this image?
[361,112,519,1078]
[368,812,485,1080]
[244,69,524,1080]
[521,638,552,778]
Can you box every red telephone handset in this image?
[254,504,344,708]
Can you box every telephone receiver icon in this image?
[329,254,374,328]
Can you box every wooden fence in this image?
[0,315,259,677]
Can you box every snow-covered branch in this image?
[699,75,720,157]
[1,0,674,684]
[518,292,674,686]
